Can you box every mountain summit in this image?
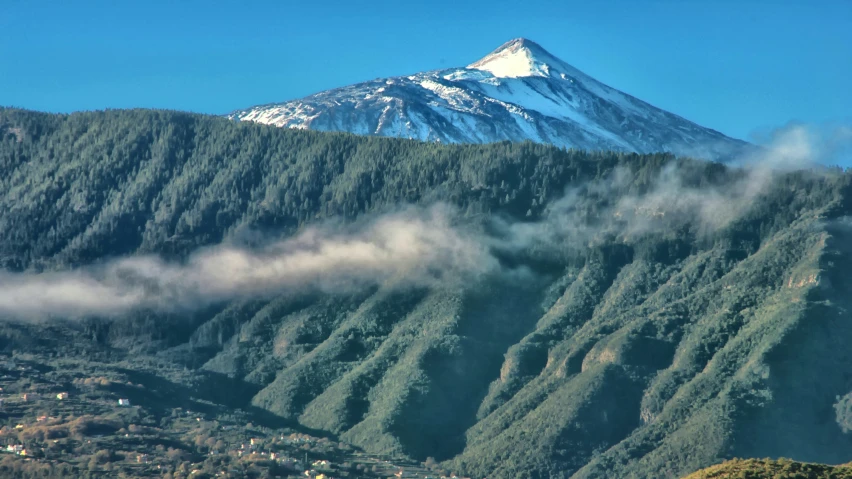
[467,38,565,78]
[230,39,747,159]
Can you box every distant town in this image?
[0,354,473,478]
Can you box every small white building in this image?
[56,392,69,400]
[118,398,131,407]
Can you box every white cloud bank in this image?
[0,205,496,319]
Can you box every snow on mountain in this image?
[229,38,748,160]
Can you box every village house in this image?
[5,444,23,454]
[21,393,37,402]
[56,392,69,400]
[118,398,131,406]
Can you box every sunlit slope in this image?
[682,459,852,479]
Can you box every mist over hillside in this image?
[1,107,852,478]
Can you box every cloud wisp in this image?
[496,123,844,251]
[0,205,496,319]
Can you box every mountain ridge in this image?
[229,38,749,160]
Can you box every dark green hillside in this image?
[0,107,641,270]
[1,107,852,479]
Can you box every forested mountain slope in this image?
[1,107,851,479]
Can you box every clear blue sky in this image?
[1,0,850,142]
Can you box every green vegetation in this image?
[683,459,852,479]
[1,107,852,479]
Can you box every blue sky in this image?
[1,0,850,143]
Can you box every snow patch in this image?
[468,42,551,78]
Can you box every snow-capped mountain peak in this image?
[467,38,561,79]
[229,39,748,160]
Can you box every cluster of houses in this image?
[3,444,26,456]
[0,367,470,479]
[304,471,332,479]
[0,389,136,460]
[232,441,306,468]
[238,432,472,479]
[1,390,131,407]
[0,391,70,409]
[225,433,344,478]
[281,432,316,445]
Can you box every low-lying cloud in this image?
[747,122,852,168]
[0,205,496,319]
[494,123,848,252]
